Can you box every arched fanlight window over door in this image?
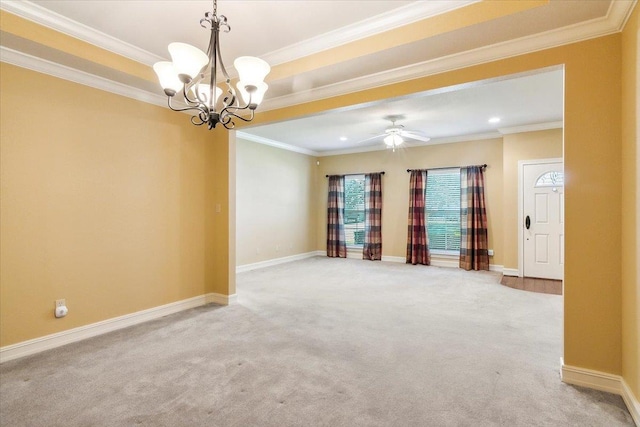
[535,171,564,187]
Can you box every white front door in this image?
[523,162,564,280]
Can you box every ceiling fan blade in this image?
[400,131,431,142]
[355,133,386,144]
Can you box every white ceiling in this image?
[1,0,634,155]
[241,68,565,155]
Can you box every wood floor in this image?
[500,275,563,295]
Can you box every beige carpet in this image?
[0,257,634,426]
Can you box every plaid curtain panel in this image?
[406,170,430,265]
[363,173,383,261]
[459,166,490,271]
[327,175,347,258]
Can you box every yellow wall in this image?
[316,139,504,264]
[561,36,622,376]
[0,63,229,346]
[235,138,318,265]
[205,128,236,296]
[621,4,639,400]
[502,129,563,270]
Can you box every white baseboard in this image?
[430,259,503,272]
[206,292,238,306]
[431,258,460,268]
[561,358,640,426]
[382,254,457,266]
[236,251,318,273]
[561,360,624,394]
[346,249,362,259]
[366,255,461,266]
[503,268,520,277]
[622,378,640,426]
[0,293,232,364]
[489,264,504,273]
[380,254,502,272]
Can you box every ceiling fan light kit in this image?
[383,133,404,148]
[153,0,270,130]
[359,116,430,151]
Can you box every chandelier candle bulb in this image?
[238,81,268,109]
[193,84,222,106]
[152,0,270,130]
[250,83,268,108]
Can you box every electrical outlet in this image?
[54,298,68,318]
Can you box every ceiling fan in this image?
[358,115,431,151]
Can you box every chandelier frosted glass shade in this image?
[237,81,268,108]
[234,57,271,88]
[168,43,209,83]
[152,0,270,130]
[153,62,183,96]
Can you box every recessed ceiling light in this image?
[488,117,501,124]
[339,136,348,141]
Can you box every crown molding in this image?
[3,0,635,116]
[0,0,163,65]
[262,1,476,66]
[1,0,476,68]
[0,44,561,158]
[0,46,167,107]
[318,143,395,157]
[610,0,638,31]
[248,125,553,157]
[317,131,503,157]
[236,131,320,156]
[498,121,564,134]
[424,131,503,146]
[1,0,629,158]
[260,0,636,112]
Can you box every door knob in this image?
[525,215,531,230]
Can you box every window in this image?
[344,175,365,247]
[426,169,461,253]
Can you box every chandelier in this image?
[153,0,270,130]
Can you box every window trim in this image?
[344,174,365,248]
[429,249,459,256]
[425,167,461,253]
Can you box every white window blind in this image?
[344,175,365,247]
[426,169,461,252]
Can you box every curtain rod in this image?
[325,171,385,177]
[406,164,487,173]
